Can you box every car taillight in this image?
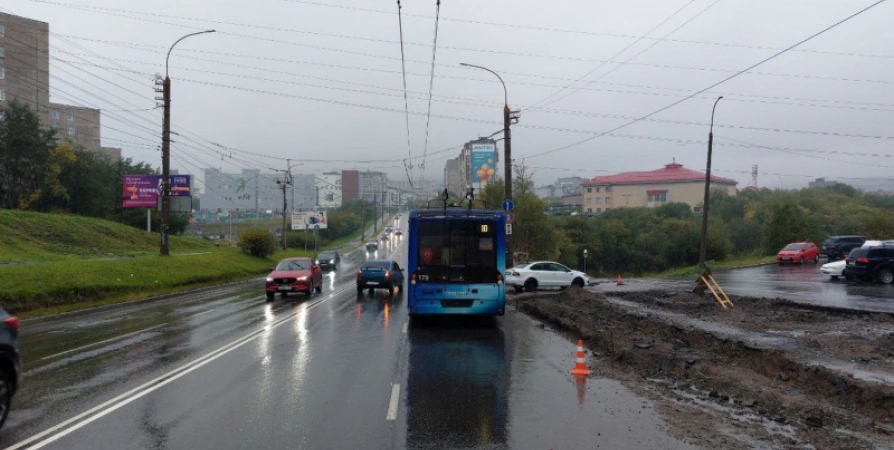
[856,257,870,264]
[827,243,836,248]
[357,270,363,277]
[411,274,417,285]
[3,317,19,331]
[497,274,503,285]
[385,270,391,279]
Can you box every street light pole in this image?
[460,62,517,267]
[160,29,215,256]
[698,96,723,267]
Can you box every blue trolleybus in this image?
[407,209,506,315]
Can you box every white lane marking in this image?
[7,286,352,450]
[401,322,408,334]
[386,384,401,421]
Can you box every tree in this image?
[861,211,894,238]
[761,199,823,253]
[0,101,59,209]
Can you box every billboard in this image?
[122,175,191,208]
[471,143,497,188]
[291,210,328,230]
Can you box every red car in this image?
[776,242,819,264]
[265,257,323,300]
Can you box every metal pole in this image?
[147,209,151,232]
[161,29,215,256]
[699,96,723,267]
[281,182,288,250]
[459,62,514,268]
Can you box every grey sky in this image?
[9,0,894,189]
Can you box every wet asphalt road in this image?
[3,224,693,450]
[592,262,894,313]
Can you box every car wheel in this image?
[0,371,11,430]
[877,268,894,285]
[398,283,403,292]
[357,285,364,295]
[799,258,804,265]
[572,278,585,288]
[305,282,313,296]
[266,292,275,302]
[524,278,538,292]
[389,283,395,295]
[315,282,322,293]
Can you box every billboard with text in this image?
[122,175,191,208]
[471,143,497,188]
[291,210,328,230]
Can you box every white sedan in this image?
[505,261,589,293]
[820,260,849,280]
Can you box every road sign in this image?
[506,223,513,235]
[502,199,514,212]
[504,212,515,224]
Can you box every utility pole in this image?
[277,170,292,251]
[699,96,723,267]
[159,30,215,256]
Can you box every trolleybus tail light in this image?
[410,274,417,285]
[496,274,503,285]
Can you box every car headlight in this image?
[297,276,309,281]
[265,277,273,282]
[315,260,319,265]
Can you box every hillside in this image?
[0,209,214,263]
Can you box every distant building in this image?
[808,177,840,189]
[444,158,463,197]
[0,13,50,123]
[582,161,738,213]
[49,104,101,152]
[341,170,360,204]
[99,147,122,160]
[360,171,387,204]
[201,168,315,213]
[443,137,499,197]
[316,171,342,208]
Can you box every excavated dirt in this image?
[515,288,894,450]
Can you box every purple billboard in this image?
[122,175,191,208]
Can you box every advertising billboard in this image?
[291,210,328,230]
[122,175,191,208]
[471,143,497,188]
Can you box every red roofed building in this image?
[581,161,738,213]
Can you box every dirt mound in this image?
[518,289,894,449]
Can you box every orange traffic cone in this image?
[570,340,590,376]
[616,273,625,285]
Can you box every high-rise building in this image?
[341,170,360,204]
[360,171,387,204]
[48,104,102,152]
[443,137,499,197]
[0,13,50,123]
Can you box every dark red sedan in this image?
[777,242,819,264]
[265,257,323,300]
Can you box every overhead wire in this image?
[396,0,414,188]
[523,0,891,160]
[419,0,442,171]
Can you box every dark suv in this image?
[845,247,894,283]
[315,251,340,272]
[821,236,866,260]
[0,307,20,430]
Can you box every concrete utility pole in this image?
[460,63,519,267]
[699,96,723,267]
[277,170,292,250]
[160,30,215,256]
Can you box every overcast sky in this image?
[9,0,894,190]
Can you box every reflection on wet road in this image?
[4,218,691,449]
[593,263,894,313]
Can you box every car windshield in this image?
[512,263,532,270]
[276,260,309,271]
[362,261,390,270]
[783,244,804,251]
[317,252,335,259]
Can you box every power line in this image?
[532,0,724,109]
[420,0,442,171]
[524,0,890,160]
[528,0,699,108]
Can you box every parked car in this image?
[821,235,866,260]
[265,258,323,300]
[0,307,20,431]
[366,240,379,252]
[314,250,340,272]
[821,240,893,280]
[505,261,589,293]
[776,242,819,264]
[357,260,405,294]
[845,247,894,284]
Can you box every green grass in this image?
[0,209,214,263]
[652,254,777,278]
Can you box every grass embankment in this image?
[652,255,777,278]
[0,210,331,317]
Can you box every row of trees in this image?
[472,165,894,275]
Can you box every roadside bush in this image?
[237,229,276,257]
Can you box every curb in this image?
[21,277,260,325]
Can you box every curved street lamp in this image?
[160,30,216,255]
